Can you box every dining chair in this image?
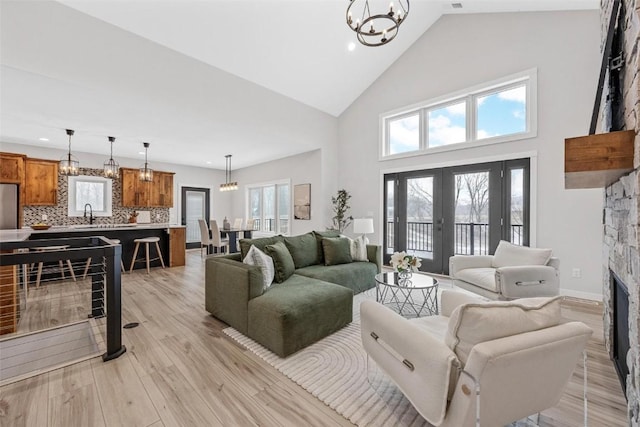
[246,218,256,231]
[209,219,230,255]
[233,218,243,229]
[198,219,215,258]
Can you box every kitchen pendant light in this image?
[103,136,120,178]
[219,154,238,192]
[59,129,80,176]
[139,142,154,182]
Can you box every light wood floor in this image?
[0,251,629,426]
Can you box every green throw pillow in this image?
[240,235,284,260]
[313,230,341,264]
[265,241,296,283]
[284,232,318,268]
[322,237,353,266]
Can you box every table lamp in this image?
[353,218,374,244]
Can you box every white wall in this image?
[337,11,604,299]
[0,141,229,225]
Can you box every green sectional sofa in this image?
[205,231,382,357]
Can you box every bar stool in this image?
[129,237,165,274]
[82,238,126,280]
[32,245,76,288]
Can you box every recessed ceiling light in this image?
[452,2,463,8]
[348,42,356,52]
[39,137,49,141]
[138,151,145,155]
[206,161,212,165]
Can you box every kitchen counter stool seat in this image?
[32,245,76,288]
[82,238,126,279]
[130,236,165,274]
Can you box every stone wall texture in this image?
[601,0,640,424]
[23,167,169,226]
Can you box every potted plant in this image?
[329,189,353,233]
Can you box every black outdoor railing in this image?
[386,221,524,254]
[250,218,289,233]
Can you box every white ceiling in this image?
[0,0,598,170]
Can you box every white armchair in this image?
[450,240,560,300]
[360,291,593,427]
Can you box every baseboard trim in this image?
[560,288,602,302]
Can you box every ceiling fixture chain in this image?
[346,0,409,47]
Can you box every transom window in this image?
[382,69,536,158]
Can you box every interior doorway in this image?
[181,187,210,249]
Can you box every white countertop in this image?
[1,223,185,243]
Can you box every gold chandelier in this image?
[346,0,410,47]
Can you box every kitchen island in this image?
[4,223,186,271]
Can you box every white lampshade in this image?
[353,218,374,234]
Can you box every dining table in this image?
[213,225,253,254]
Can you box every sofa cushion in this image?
[248,274,353,357]
[243,245,275,291]
[265,241,296,283]
[295,261,377,294]
[445,296,562,365]
[492,240,552,268]
[322,237,353,266]
[284,232,318,269]
[455,267,498,292]
[313,230,340,264]
[240,235,285,260]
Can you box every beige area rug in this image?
[223,289,431,427]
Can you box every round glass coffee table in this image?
[375,272,438,317]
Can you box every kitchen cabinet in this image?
[169,227,186,267]
[121,168,173,208]
[151,172,174,207]
[24,158,58,206]
[0,153,25,184]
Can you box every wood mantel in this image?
[564,130,635,189]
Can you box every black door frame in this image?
[181,186,211,249]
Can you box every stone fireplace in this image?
[601,0,640,424]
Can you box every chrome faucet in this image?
[83,203,94,224]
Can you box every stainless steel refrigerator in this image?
[0,183,19,229]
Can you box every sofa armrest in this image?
[360,300,459,426]
[205,257,265,334]
[366,244,382,273]
[440,290,486,317]
[496,265,560,299]
[449,255,494,277]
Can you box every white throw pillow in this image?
[243,245,275,291]
[492,240,552,268]
[445,296,562,365]
[340,235,369,262]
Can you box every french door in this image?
[384,158,529,274]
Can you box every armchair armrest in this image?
[496,265,559,299]
[440,290,486,317]
[366,244,382,273]
[360,300,459,425]
[449,255,494,277]
[205,257,265,334]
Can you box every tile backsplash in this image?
[23,167,169,226]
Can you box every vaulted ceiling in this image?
[0,1,597,169]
